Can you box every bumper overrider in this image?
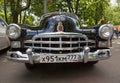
[7,48,111,64]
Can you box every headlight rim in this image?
[6,24,21,39]
[99,24,113,40]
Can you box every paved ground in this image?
[0,38,120,83]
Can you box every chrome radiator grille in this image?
[25,32,96,54]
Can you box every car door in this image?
[0,18,9,50]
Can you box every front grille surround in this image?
[24,32,96,54]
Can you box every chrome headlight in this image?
[99,24,113,39]
[6,24,21,39]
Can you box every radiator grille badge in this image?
[57,21,64,32]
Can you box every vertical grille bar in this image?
[79,37,80,51]
[49,37,51,53]
[41,37,43,53]
[59,37,62,53]
[70,37,72,53]
[60,37,62,49]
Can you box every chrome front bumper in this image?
[7,49,111,64]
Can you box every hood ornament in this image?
[57,21,64,32]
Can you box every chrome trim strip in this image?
[32,32,86,39]
[25,46,80,50]
[24,40,95,44]
[25,46,95,49]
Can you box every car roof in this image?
[40,12,80,20]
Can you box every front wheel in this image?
[25,63,35,71]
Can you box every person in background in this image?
[117,25,120,37]
[114,26,119,39]
[108,21,115,47]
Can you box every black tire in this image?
[84,61,98,66]
[25,63,35,71]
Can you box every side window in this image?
[0,19,7,28]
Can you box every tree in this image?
[104,0,120,25]
[62,0,110,26]
[4,0,8,23]
[7,0,31,23]
[23,0,110,26]
[0,0,111,26]
[105,5,120,25]
[116,0,120,5]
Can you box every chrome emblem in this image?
[57,21,64,32]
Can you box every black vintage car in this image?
[6,12,113,70]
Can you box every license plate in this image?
[39,55,80,63]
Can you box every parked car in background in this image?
[0,17,10,51]
[6,12,113,70]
